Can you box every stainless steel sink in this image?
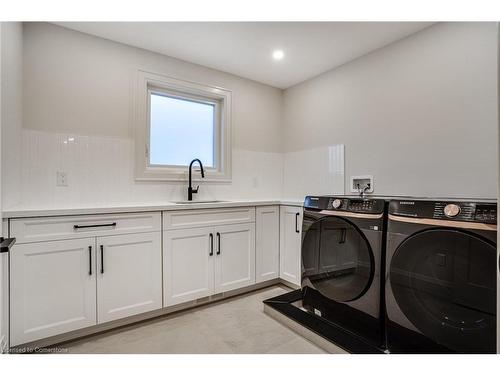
[172,200,227,204]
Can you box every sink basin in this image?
[172,200,227,204]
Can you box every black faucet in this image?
[188,159,205,201]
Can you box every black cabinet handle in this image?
[209,233,214,256]
[0,237,16,253]
[295,213,300,233]
[100,245,104,274]
[74,223,117,230]
[216,232,221,255]
[88,246,92,275]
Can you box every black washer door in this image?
[302,215,374,302]
[390,228,497,353]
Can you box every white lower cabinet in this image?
[255,206,280,282]
[279,206,303,286]
[7,206,285,345]
[163,219,256,307]
[10,238,97,346]
[97,232,162,323]
[9,211,163,346]
[163,227,215,307]
[214,223,255,293]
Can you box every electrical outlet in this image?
[56,171,68,187]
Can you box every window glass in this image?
[149,92,215,167]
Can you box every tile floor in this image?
[56,285,326,354]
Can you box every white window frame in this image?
[134,70,232,182]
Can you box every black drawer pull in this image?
[100,245,104,274]
[74,223,117,230]
[0,237,16,253]
[216,232,221,255]
[209,233,214,256]
[88,246,92,275]
[295,213,300,233]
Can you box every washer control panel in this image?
[347,199,376,212]
[474,204,497,222]
[389,200,497,224]
[304,196,385,214]
[432,202,475,221]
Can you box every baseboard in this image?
[278,278,300,290]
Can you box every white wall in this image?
[0,21,22,353]
[1,23,22,209]
[283,22,498,199]
[15,22,284,208]
[282,144,344,199]
[6,22,499,208]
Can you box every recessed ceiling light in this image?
[272,49,284,61]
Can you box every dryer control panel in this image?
[389,200,497,224]
[304,196,385,214]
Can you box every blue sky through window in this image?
[149,93,215,167]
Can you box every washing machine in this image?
[386,199,497,353]
[301,196,387,349]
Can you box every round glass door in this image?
[302,214,374,302]
[390,228,497,353]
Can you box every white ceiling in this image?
[55,22,434,89]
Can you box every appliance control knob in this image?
[444,204,461,218]
[332,199,342,209]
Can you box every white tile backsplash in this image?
[13,130,344,209]
[18,130,284,208]
[283,144,344,200]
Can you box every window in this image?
[135,70,232,181]
[149,92,216,168]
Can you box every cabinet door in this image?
[163,228,215,307]
[215,223,256,293]
[10,238,96,346]
[279,206,302,287]
[255,206,280,282]
[96,232,162,323]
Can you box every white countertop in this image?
[2,199,304,219]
